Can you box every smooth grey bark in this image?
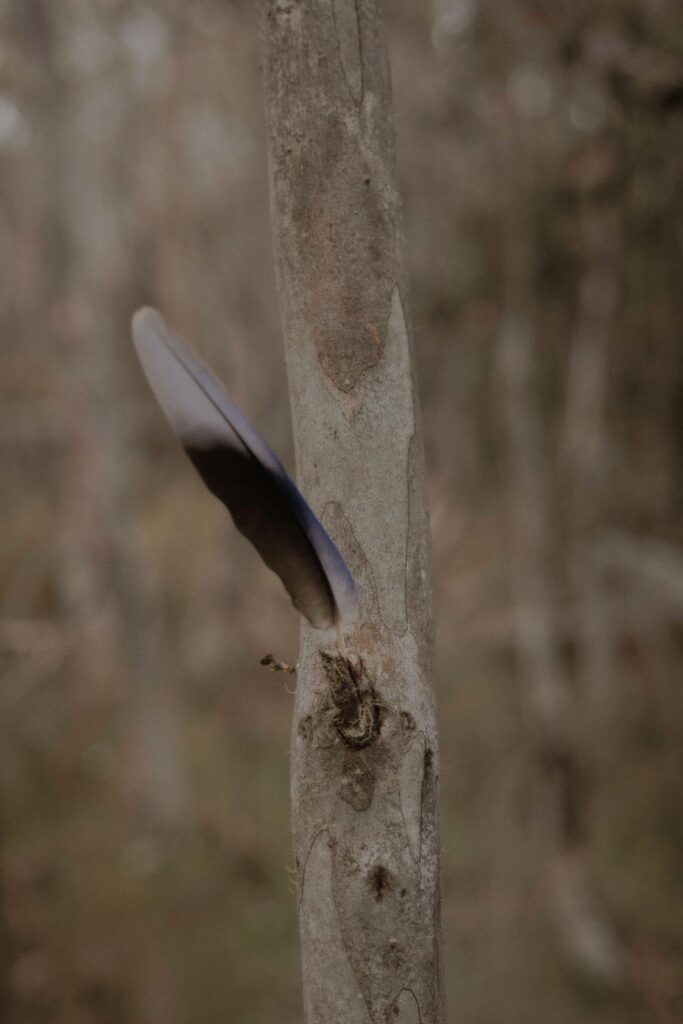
[259,2,444,1021]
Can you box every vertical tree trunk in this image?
[51,10,188,1021]
[560,203,621,720]
[497,143,622,985]
[259,3,444,1021]
[0,816,11,1022]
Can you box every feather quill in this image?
[131,308,358,630]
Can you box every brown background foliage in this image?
[1,1,682,1022]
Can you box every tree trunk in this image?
[496,140,622,985]
[259,3,444,1021]
[560,203,621,720]
[54,10,189,1020]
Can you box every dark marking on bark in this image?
[400,710,416,731]
[368,864,392,901]
[420,744,435,850]
[419,739,439,901]
[339,750,376,810]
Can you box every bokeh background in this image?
[1,1,682,1022]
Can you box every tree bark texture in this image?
[260,3,444,1021]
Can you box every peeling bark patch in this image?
[300,831,372,1022]
[305,177,395,393]
[332,0,363,103]
[399,732,426,862]
[323,502,381,624]
[368,864,392,901]
[321,649,380,749]
[339,750,376,810]
[389,988,422,1023]
[400,710,416,732]
[292,117,400,394]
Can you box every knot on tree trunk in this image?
[320,649,380,749]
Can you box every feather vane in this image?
[131,308,358,630]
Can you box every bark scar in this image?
[300,830,374,1021]
[398,731,426,863]
[299,827,329,907]
[320,649,380,749]
[339,749,376,810]
[390,987,422,1023]
[321,501,383,628]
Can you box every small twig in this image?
[260,653,297,674]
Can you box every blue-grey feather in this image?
[131,308,358,629]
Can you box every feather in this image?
[131,308,358,630]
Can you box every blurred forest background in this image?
[1,1,682,1022]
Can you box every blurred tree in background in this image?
[0,1,681,1022]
